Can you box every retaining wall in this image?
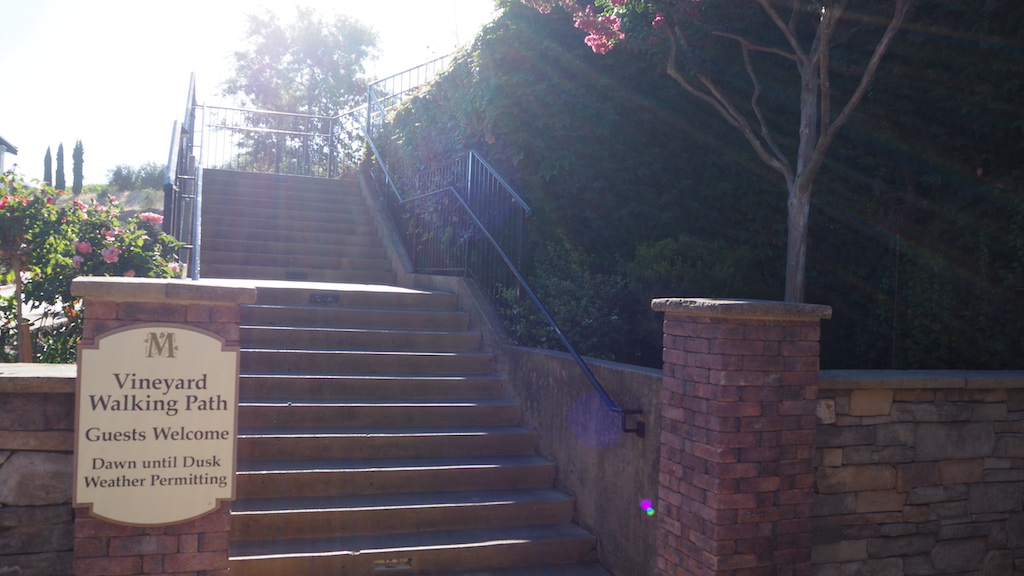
[813,370,1024,575]
[0,364,76,576]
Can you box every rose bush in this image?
[0,171,182,362]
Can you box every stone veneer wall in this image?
[0,364,77,576]
[813,371,1024,576]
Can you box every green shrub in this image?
[0,171,182,363]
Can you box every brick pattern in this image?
[813,386,1024,575]
[658,314,821,576]
[73,295,240,576]
[73,505,230,576]
[82,300,241,345]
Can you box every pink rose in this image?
[72,255,84,269]
[76,241,92,254]
[101,246,120,263]
[139,212,164,225]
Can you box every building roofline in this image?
[0,135,18,155]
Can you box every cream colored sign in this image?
[74,324,238,526]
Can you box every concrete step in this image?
[239,374,505,401]
[231,488,574,541]
[202,190,368,212]
[248,284,457,310]
[203,170,359,195]
[202,251,392,272]
[241,349,493,376]
[237,425,537,461]
[429,564,614,576]
[236,455,556,499]
[228,523,597,576]
[198,199,368,222]
[201,214,380,236]
[200,238,387,260]
[201,227,383,248]
[237,397,517,428]
[241,326,481,352]
[200,265,397,285]
[241,304,470,331]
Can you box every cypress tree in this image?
[43,147,52,186]
[55,143,66,190]
[72,140,84,195]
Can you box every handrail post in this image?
[328,116,335,179]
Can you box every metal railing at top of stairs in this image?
[164,73,200,279]
[365,128,644,437]
[164,74,368,278]
[164,57,451,273]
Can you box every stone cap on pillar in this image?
[652,297,832,321]
[71,277,258,305]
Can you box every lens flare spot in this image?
[640,499,655,515]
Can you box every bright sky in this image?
[1,0,500,185]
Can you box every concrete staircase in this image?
[197,170,610,576]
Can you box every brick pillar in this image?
[70,277,256,576]
[651,298,831,576]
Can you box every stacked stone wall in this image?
[813,372,1024,575]
[0,366,76,576]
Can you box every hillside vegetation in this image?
[375,0,1024,369]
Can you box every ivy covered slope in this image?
[378,0,1023,369]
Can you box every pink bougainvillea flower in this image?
[586,34,613,54]
[139,212,164,225]
[72,255,84,269]
[653,12,666,29]
[101,246,120,263]
[76,241,92,254]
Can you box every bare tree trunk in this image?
[785,179,813,302]
[13,258,31,363]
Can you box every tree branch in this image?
[754,0,808,68]
[740,42,791,172]
[711,30,798,61]
[666,25,795,186]
[818,0,849,143]
[809,0,913,175]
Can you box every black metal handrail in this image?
[391,185,644,437]
[164,73,199,278]
[365,85,644,437]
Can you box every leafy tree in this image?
[55,143,65,191]
[223,7,378,116]
[523,0,913,302]
[136,162,165,190]
[107,162,164,192]
[43,148,52,187]
[107,164,136,191]
[72,140,84,195]
[221,7,378,174]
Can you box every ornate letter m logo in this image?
[145,332,178,358]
